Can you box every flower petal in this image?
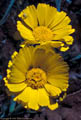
[47,56,69,91]
[60,46,69,52]
[48,102,59,110]
[38,88,50,106]
[37,3,57,26]
[12,47,34,74]
[21,46,34,68]
[18,5,38,29]
[47,78,69,91]
[45,5,57,27]
[45,84,61,96]
[32,48,55,71]
[63,36,74,45]
[49,11,66,29]
[52,16,71,30]
[14,87,39,110]
[32,48,46,68]
[5,82,27,93]
[14,87,31,105]
[53,28,75,40]
[28,89,39,110]
[9,66,25,83]
[12,54,27,74]
[8,46,36,84]
[17,21,35,40]
[54,29,75,40]
[45,41,64,48]
[37,4,48,26]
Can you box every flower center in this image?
[26,68,47,89]
[33,26,53,42]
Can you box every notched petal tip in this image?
[60,46,69,52]
[48,102,59,110]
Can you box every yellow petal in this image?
[3,77,8,83]
[48,78,69,92]
[21,46,33,68]
[11,51,18,59]
[7,69,11,74]
[28,89,39,110]
[32,48,55,71]
[47,57,69,91]
[8,46,35,83]
[52,16,71,30]
[18,5,38,29]
[53,28,75,40]
[49,11,66,29]
[48,102,59,110]
[17,21,35,40]
[20,39,38,46]
[33,48,46,68]
[37,3,57,26]
[53,25,73,34]
[47,41,64,48]
[8,60,13,68]
[42,53,63,73]
[5,82,27,92]
[20,44,25,48]
[60,46,69,52]
[14,87,31,104]
[14,87,39,110]
[38,88,49,106]
[45,84,61,96]
[37,3,47,26]
[13,48,29,73]
[45,5,57,27]
[9,66,25,83]
[63,36,74,45]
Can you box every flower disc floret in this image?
[33,26,53,42]
[26,68,47,88]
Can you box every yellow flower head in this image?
[4,46,69,110]
[17,3,75,51]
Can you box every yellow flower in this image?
[17,3,75,51]
[4,46,69,110]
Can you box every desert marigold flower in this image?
[17,3,75,51]
[4,46,69,110]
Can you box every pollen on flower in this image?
[26,68,47,88]
[33,26,53,43]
